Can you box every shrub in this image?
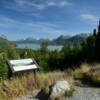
[0,53,8,79]
[71,63,91,79]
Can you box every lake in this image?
[15,43,63,51]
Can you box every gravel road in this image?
[16,86,100,100]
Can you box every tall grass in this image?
[71,63,91,79]
[0,71,75,100]
[72,63,100,86]
[1,63,100,100]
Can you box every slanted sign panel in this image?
[8,58,39,73]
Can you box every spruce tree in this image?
[98,20,100,36]
[95,20,100,60]
[93,29,96,37]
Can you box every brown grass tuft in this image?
[71,63,91,79]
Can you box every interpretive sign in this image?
[8,58,39,76]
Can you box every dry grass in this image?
[91,71,100,83]
[71,63,91,79]
[83,63,100,85]
[72,63,100,86]
[1,63,100,100]
[0,71,75,100]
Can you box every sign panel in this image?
[8,58,39,73]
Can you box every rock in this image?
[50,80,70,99]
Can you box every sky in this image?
[0,0,100,40]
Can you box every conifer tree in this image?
[95,20,100,60]
[93,29,96,37]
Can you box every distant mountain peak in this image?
[74,33,90,38]
[13,33,89,45]
[52,33,89,45]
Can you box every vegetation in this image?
[0,21,100,76]
[0,72,74,100]
[64,88,75,97]
[72,63,100,87]
[0,21,100,99]
[71,63,91,79]
[0,20,100,78]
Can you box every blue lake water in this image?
[16,43,63,51]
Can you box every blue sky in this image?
[0,0,100,40]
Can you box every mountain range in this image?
[13,33,90,45]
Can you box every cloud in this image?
[0,16,66,37]
[47,1,72,7]
[3,0,72,12]
[58,1,72,7]
[14,0,25,6]
[30,3,46,10]
[80,14,99,22]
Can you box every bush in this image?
[0,53,8,79]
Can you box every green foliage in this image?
[3,42,20,59]
[0,38,20,79]
[40,42,48,52]
[0,32,97,79]
[0,53,8,79]
[1,21,100,79]
[47,50,64,70]
[95,21,100,60]
[21,49,35,58]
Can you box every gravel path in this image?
[16,86,100,100]
[66,86,100,100]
